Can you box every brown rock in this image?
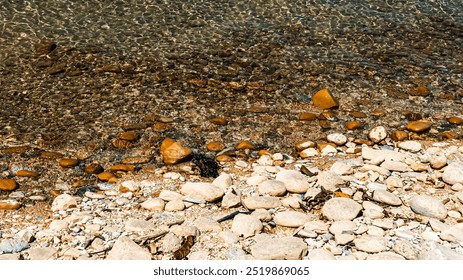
[210,117,229,125]
[47,64,66,75]
[350,111,367,118]
[108,177,119,184]
[371,109,386,117]
[2,146,29,154]
[160,138,193,165]
[406,120,432,133]
[353,139,374,146]
[236,141,255,150]
[84,164,104,174]
[152,122,170,131]
[59,158,79,168]
[345,121,362,130]
[299,112,317,121]
[16,170,39,178]
[206,142,225,152]
[35,40,57,55]
[319,110,337,121]
[110,164,135,172]
[97,172,115,181]
[121,156,151,165]
[0,179,18,191]
[319,120,331,129]
[112,139,133,148]
[0,200,21,210]
[98,64,122,73]
[119,131,138,141]
[216,155,234,162]
[258,150,272,156]
[390,130,409,141]
[188,78,207,87]
[317,142,336,152]
[404,112,423,121]
[40,151,63,159]
[312,88,339,109]
[441,131,458,140]
[447,116,463,125]
[409,86,430,96]
[50,190,64,197]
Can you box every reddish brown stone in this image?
[97,172,115,181]
[118,131,138,141]
[299,112,317,121]
[210,117,229,125]
[409,86,430,96]
[216,155,234,162]
[441,131,458,140]
[350,111,367,118]
[390,130,409,142]
[160,138,193,165]
[84,164,104,174]
[345,121,362,130]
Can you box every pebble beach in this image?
[1,0,463,260]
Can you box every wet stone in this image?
[15,170,39,177]
[84,163,104,174]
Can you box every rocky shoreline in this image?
[1,124,463,260]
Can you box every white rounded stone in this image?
[258,180,287,196]
[327,133,347,146]
[409,195,447,219]
[273,211,310,228]
[275,170,310,193]
[368,126,387,143]
[322,197,362,221]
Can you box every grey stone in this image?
[106,236,151,260]
[180,182,224,202]
[372,190,402,206]
[231,214,262,238]
[273,211,310,228]
[353,235,387,253]
[250,236,307,260]
[409,195,447,219]
[275,170,310,193]
[322,197,362,221]
[242,196,281,210]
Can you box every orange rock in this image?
[409,86,430,96]
[84,164,104,174]
[0,179,18,191]
[334,192,352,199]
[406,120,432,133]
[371,109,386,117]
[110,164,135,172]
[390,130,409,141]
[441,131,458,139]
[97,172,115,181]
[59,158,79,168]
[112,139,133,148]
[118,131,138,141]
[216,155,234,162]
[236,141,255,150]
[152,122,170,131]
[317,142,336,152]
[2,146,28,154]
[447,116,463,125]
[350,111,367,118]
[345,121,362,130]
[40,151,64,159]
[353,139,374,146]
[206,142,225,152]
[299,112,317,121]
[50,190,64,197]
[16,170,39,178]
[319,120,331,129]
[312,88,339,109]
[0,200,21,210]
[210,117,229,125]
[108,177,119,184]
[258,150,272,156]
[160,138,193,165]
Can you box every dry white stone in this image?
[398,141,422,152]
[299,148,319,158]
[181,182,224,202]
[231,214,262,238]
[221,192,241,209]
[380,160,410,172]
[335,233,355,245]
[140,198,165,211]
[366,252,405,260]
[329,220,357,235]
[327,133,347,146]
[193,217,222,233]
[212,173,233,191]
[275,170,310,193]
[125,218,155,233]
[51,194,79,212]
[219,230,239,244]
[308,248,336,260]
[258,180,286,196]
[372,189,402,206]
[363,201,385,219]
[164,199,185,211]
[246,175,268,186]
[27,247,57,260]
[429,154,447,169]
[49,220,69,232]
[242,196,281,210]
[304,220,329,234]
[392,239,419,260]
[281,196,302,209]
[330,161,353,175]
[440,223,463,243]
[273,211,310,228]
[106,236,151,260]
[250,236,307,260]
[159,190,183,202]
[354,234,387,253]
[368,126,387,143]
[322,197,362,221]
[250,209,272,222]
[442,162,463,185]
[409,195,447,219]
[317,171,346,192]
